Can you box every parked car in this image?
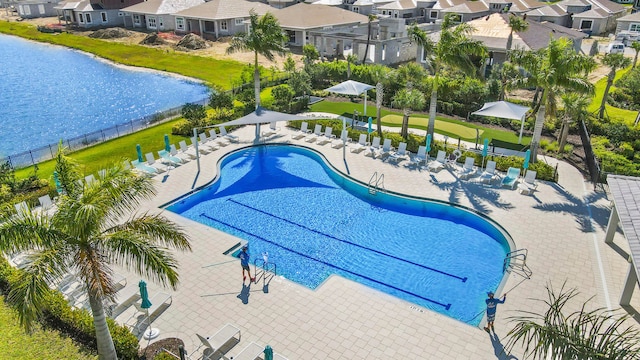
[605,42,625,54]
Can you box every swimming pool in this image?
[167,145,512,325]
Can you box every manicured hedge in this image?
[0,258,139,359]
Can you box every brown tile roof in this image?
[274,3,368,29]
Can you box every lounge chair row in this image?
[195,323,289,360]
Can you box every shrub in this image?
[171,119,193,136]
[209,89,234,109]
[0,258,139,359]
[618,142,635,159]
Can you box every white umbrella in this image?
[324,80,375,117]
[472,101,530,144]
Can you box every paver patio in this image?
[116,124,640,360]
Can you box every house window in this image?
[630,23,640,31]
[86,13,92,23]
[580,20,593,30]
[235,18,244,26]
[353,6,359,13]
[287,30,295,43]
[148,17,157,29]
[101,12,107,22]
[430,11,438,18]
[133,14,141,25]
[420,9,425,16]
[393,11,399,18]
[382,10,386,15]
[491,4,501,9]
[38,4,45,14]
[452,14,462,23]
[79,13,84,23]
[176,17,185,30]
[220,20,228,31]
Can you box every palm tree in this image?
[0,147,191,360]
[506,14,528,57]
[346,54,359,79]
[631,41,640,69]
[408,14,487,139]
[392,88,426,139]
[511,37,595,160]
[362,14,377,64]
[558,93,589,152]
[599,53,631,119]
[226,11,288,110]
[506,283,640,359]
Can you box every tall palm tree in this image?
[392,88,426,139]
[506,14,528,58]
[346,54,359,79]
[511,37,595,160]
[631,41,640,69]
[0,148,191,360]
[226,11,288,110]
[558,93,589,152]
[408,14,487,139]
[599,53,631,119]
[362,14,377,64]
[506,283,640,359]
[370,64,394,137]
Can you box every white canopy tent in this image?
[471,101,531,144]
[324,80,375,118]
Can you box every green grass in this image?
[588,66,637,122]
[0,21,244,89]
[0,296,96,360]
[310,101,531,147]
[16,120,189,182]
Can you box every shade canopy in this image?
[324,80,375,96]
[214,106,325,127]
[471,101,530,120]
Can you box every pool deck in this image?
[119,124,640,360]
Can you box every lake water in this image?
[0,34,210,157]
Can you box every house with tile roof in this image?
[614,11,640,43]
[56,0,144,28]
[427,0,544,23]
[524,4,569,26]
[172,0,274,39]
[525,0,627,35]
[120,0,204,31]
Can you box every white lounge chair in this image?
[291,122,310,140]
[145,153,168,173]
[389,142,409,163]
[190,137,212,155]
[479,161,498,184]
[364,137,381,157]
[179,140,199,158]
[196,324,241,360]
[350,134,369,153]
[158,149,182,166]
[261,122,279,137]
[304,124,323,143]
[376,138,394,159]
[518,170,538,195]
[409,145,427,167]
[501,167,521,189]
[131,160,158,175]
[427,150,447,172]
[316,127,336,145]
[232,342,264,360]
[457,157,477,179]
[331,130,352,149]
[219,126,239,142]
[209,128,230,146]
[199,133,219,152]
[170,144,192,162]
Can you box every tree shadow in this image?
[489,331,519,360]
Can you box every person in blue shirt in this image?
[484,292,506,332]
[239,246,254,283]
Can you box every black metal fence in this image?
[578,120,601,190]
[1,97,208,169]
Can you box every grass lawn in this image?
[0,21,244,89]
[381,114,483,139]
[0,296,96,360]
[588,65,636,123]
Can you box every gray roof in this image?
[571,7,609,18]
[122,0,204,15]
[525,4,566,17]
[174,0,274,20]
[618,11,640,22]
[275,3,368,29]
[378,0,417,10]
[606,174,640,287]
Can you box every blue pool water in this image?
[168,145,511,325]
[0,34,209,157]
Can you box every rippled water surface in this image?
[0,34,209,156]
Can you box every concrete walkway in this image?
[114,124,639,360]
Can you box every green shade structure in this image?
[139,280,152,309]
[136,144,144,163]
[264,345,273,360]
[164,134,171,152]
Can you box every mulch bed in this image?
[139,337,185,360]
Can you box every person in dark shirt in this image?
[239,246,254,283]
[484,292,506,332]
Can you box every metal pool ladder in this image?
[503,249,532,279]
[368,172,385,195]
[254,256,277,283]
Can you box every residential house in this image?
[524,4,569,26]
[377,0,420,22]
[526,0,627,35]
[614,11,640,44]
[430,0,543,23]
[172,0,274,40]
[16,0,62,18]
[120,0,204,31]
[55,0,144,28]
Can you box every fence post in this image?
[116,124,120,137]
[29,150,35,166]
[49,144,55,158]
[101,130,105,142]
